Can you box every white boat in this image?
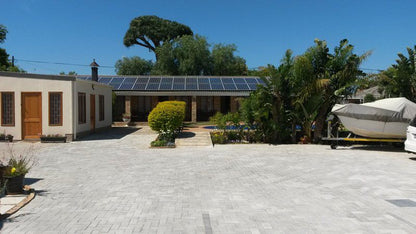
[331,97,416,139]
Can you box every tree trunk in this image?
[313,101,331,143]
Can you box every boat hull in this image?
[338,116,407,138]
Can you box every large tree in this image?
[115,56,153,75]
[152,35,211,75]
[123,15,193,59]
[211,44,247,75]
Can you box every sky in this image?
[1,0,415,75]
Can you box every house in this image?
[0,63,112,141]
[76,75,264,122]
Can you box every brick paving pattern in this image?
[0,127,415,233]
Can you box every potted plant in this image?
[2,144,37,194]
[6,134,13,142]
[0,133,13,142]
[40,134,66,143]
[122,113,131,123]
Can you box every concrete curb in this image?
[0,188,36,220]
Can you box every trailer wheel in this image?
[330,144,337,149]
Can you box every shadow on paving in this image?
[24,178,43,186]
[77,127,140,141]
[343,145,406,152]
[176,132,196,139]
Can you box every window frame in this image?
[48,92,63,126]
[99,95,105,121]
[1,92,15,126]
[78,92,86,124]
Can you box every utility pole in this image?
[11,56,14,67]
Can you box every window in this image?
[1,92,14,126]
[78,92,86,124]
[49,92,62,126]
[99,95,105,121]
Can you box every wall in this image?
[74,80,112,138]
[0,75,73,140]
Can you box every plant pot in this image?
[7,136,13,142]
[122,118,131,123]
[5,174,25,194]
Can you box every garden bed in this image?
[40,136,66,143]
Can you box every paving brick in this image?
[0,127,415,233]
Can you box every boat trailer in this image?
[322,116,405,149]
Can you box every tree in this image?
[59,71,77,75]
[211,44,247,75]
[152,35,211,75]
[0,25,25,72]
[115,56,153,75]
[295,39,368,142]
[0,25,7,44]
[123,15,193,59]
[240,51,294,143]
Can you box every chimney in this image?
[90,59,100,82]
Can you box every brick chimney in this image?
[90,59,99,82]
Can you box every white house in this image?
[0,70,112,141]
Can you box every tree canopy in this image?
[115,56,153,75]
[211,44,247,75]
[123,15,193,59]
[0,25,7,44]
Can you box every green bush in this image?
[210,131,227,144]
[148,101,186,141]
[150,139,168,147]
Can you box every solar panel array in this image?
[77,76,265,91]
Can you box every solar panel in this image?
[245,78,257,84]
[173,83,185,90]
[119,77,137,90]
[173,78,185,90]
[137,77,149,83]
[256,78,265,84]
[133,82,147,90]
[98,77,112,84]
[235,83,249,90]
[109,78,124,89]
[198,83,211,90]
[146,83,160,90]
[221,78,234,84]
[223,83,236,90]
[159,78,173,90]
[233,78,246,84]
[186,78,198,90]
[248,83,258,90]
[209,78,223,90]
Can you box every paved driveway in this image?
[1,127,416,233]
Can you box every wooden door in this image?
[22,92,42,139]
[90,94,95,131]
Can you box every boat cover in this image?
[332,97,416,123]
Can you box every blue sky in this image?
[1,0,415,75]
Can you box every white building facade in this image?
[0,72,112,140]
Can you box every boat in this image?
[331,97,416,139]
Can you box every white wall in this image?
[74,80,112,137]
[0,75,73,140]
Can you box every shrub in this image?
[210,131,227,144]
[148,101,186,141]
[150,139,168,147]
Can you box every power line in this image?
[15,58,115,69]
[15,58,385,72]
